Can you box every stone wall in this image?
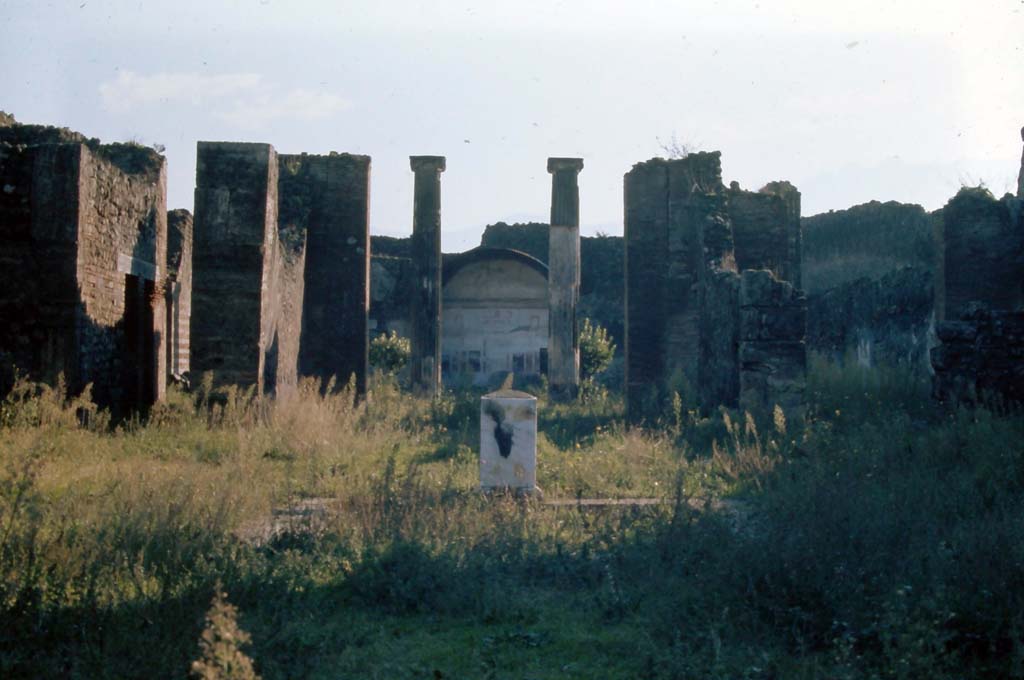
[192,142,279,391]
[623,151,802,421]
[0,114,167,412]
[259,221,306,395]
[280,153,371,393]
[369,255,414,339]
[167,209,192,377]
[937,187,1023,321]
[730,181,802,288]
[75,143,168,409]
[698,268,740,408]
[807,266,935,370]
[932,306,1024,406]
[0,137,79,393]
[738,270,807,418]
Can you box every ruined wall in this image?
[698,268,740,408]
[807,266,935,370]
[167,209,192,377]
[191,142,279,391]
[932,306,1024,406]
[0,115,167,411]
[75,143,168,409]
[624,152,735,419]
[259,224,306,395]
[279,153,370,394]
[729,181,801,287]
[937,187,1024,321]
[369,255,413,339]
[738,270,807,418]
[0,137,79,393]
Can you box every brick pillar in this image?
[192,142,278,391]
[409,155,445,394]
[624,160,669,423]
[547,157,583,401]
[289,154,371,396]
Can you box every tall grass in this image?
[1,361,1023,678]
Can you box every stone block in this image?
[480,390,538,492]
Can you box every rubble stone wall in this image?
[698,268,740,408]
[1,115,168,411]
[807,266,935,371]
[938,187,1024,321]
[624,151,804,420]
[0,140,79,392]
[932,306,1024,406]
[738,269,807,418]
[75,143,168,408]
[729,181,802,287]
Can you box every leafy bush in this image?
[368,331,410,374]
[579,318,615,380]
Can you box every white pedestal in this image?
[479,389,538,493]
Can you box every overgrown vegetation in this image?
[802,200,936,293]
[1,360,1022,678]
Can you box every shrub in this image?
[191,586,261,680]
[579,318,615,380]
[368,331,410,374]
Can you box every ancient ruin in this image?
[546,158,584,400]
[409,155,446,395]
[441,248,549,386]
[623,152,806,422]
[929,133,1024,405]
[3,109,1021,417]
[0,114,168,414]
[191,142,370,397]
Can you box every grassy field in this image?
[2,362,1024,679]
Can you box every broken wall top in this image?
[626,151,724,194]
[1,116,164,181]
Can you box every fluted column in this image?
[546,157,583,401]
[409,155,446,394]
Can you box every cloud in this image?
[98,71,351,127]
[215,88,351,129]
[99,70,264,112]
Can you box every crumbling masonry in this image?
[624,152,806,422]
[930,128,1024,405]
[191,142,370,396]
[0,114,168,414]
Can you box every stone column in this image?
[546,157,583,401]
[409,156,446,394]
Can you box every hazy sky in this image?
[2,0,1022,251]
